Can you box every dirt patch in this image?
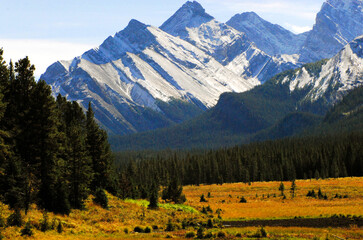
[223,216,363,228]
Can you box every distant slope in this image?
[299,0,363,62]
[226,12,306,56]
[110,37,363,151]
[42,19,255,135]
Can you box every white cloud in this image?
[0,39,95,79]
[201,0,323,24]
[284,24,312,34]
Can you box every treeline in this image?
[115,132,363,197]
[0,50,116,214]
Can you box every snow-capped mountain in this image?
[226,12,307,56]
[281,35,363,106]
[160,1,301,83]
[42,0,363,136]
[41,19,257,135]
[299,0,363,62]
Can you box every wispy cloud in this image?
[202,0,323,24]
[0,39,95,79]
[283,23,312,34]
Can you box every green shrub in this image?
[165,220,177,232]
[240,196,247,203]
[57,221,63,234]
[93,188,109,209]
[205,231,213,238]
[20,221,33,237]
[207,219,213,228]
[196,227,204,239]
[185,231,196,238]
[7,209,22,227]
[217,231,226,238]
[134,226,144,233]
[40,211,50,232]
[144,226,152,233]
[200,194,207,202]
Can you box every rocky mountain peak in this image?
[160,1,214,38]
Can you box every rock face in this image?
[281,35,363,106]
[41,19,257,135]
[42,0,363,136]
[226,12,307,56]
[299,0,363,62]
[160,1,301,84]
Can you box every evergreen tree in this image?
[290,180,296,198]
[148,184,159,209]
[86,102,114,191]
[32,80,60,212]
[162,178,186,204]
[278,182,285,196]
[66,102,93,209]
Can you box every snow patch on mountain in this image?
[282,36,363,104]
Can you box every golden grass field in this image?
[0,177,362,239]
[183,177,363,220]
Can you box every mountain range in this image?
[109,35,363,151]
[41,0,363,137]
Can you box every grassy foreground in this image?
[0,177,362,239]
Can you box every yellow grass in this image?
[0,177,362,239]
[183,177,363,220]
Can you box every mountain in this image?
[226,0,363,64]
[41,19,257,135]
[226,12,307,56]
[160,1,300,83]
[299,0,363,62]
[109,36,363,151]
[42,0,363,137]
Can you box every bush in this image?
[207,219,213,228]
[196,227,204,239]
[40,211,50,232]
[217,231,226,238]
[251,226,268,238]
[165,220,177,232]
[205,232,213,238]
[93,188,109,209]
[134,226,144,233]
[57,221,63,233]
[200,194,207,202]
[240,196,247,203]
[7,209,22,227]
[124,228,129,234]
[0,215,4,228]
[185,231,195,238]
[20,221,33,237]
[144,226,152,233]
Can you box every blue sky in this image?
[1,0,325,78]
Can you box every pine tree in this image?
[86,102,114,191]
[31,80,60,212]
[290,180,296,198]
[66,102,92,209]
[279,182,285,196]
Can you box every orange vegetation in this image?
[183,177,363,219]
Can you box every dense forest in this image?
[0,50,117,214]
[114,132,363,198]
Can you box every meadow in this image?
[0,177,362,239]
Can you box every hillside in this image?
[109,37,363,151]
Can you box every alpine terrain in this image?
[41,0,363,136]
[109,35,363,150]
